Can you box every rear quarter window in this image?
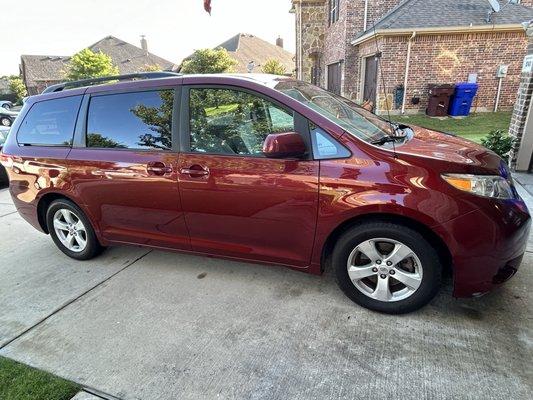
[17,96,82,146]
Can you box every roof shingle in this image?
[183,33,295,74]
[362,0,533,35]
[21,36,177,90]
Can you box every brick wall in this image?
[366,0,404,28]
[509,23,533,170]
[347,31,528,114]
[322,0,359,92]
[321,1,404,93]
[323,0,348,64]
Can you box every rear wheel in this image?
[0,117,11,127]
[46,199,104,260]
[333,222,442,314]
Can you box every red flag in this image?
[204,0,211,14]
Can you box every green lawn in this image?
[0,357,79,400]
[394,111,512,143]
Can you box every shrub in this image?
[480,130,515,161]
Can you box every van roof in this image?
[31,72,293,103]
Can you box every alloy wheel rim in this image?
[346,238,423,302]
[53,209,88,252]
[1,118,10,126]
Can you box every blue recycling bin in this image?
[449,83,479,116]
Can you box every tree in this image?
[8,76,27,102]
[180,48,237,74]
[132,91,174,150]
[65,48,119,81]
[261,59,287,75]
[86,133,126,148]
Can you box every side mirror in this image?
[262,132,306,159]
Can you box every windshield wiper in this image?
[371,135,406,145]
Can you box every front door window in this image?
[188,88,295,156]
[178,86,318,266]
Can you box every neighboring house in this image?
[292,0,533,113]
[20,36,178,95]
[181,33,295,74]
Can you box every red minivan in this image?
[1,73,530,314]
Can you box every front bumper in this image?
[433,198,531,298]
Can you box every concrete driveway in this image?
[0,183,532,400]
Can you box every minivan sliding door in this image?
[67,87,190,250]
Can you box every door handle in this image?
[180,165,210,177]
[147,162,172,176]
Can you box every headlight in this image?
[442,173,514,199]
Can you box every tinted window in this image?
[189,88,295,156]
[310,123,350,160]
[87,90,173,150]
[17,96,82,146]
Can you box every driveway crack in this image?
[0,249,152,351]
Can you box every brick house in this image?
[291,0,533,114]
[20,36,177,95]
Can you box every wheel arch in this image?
[37,192,85,234]
[320,213,453,277]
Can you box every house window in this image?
[329,0,340,25]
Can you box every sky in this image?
[0,0,296,76]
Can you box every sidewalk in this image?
[514,172,533,197]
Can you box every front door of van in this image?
[177,87,319,268]
[67,88,190,250]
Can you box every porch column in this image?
[509,21,533,171]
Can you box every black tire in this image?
[0,117,12,127]
[333,221,442,314]
[2,104,10,110]
[46,199,104,260]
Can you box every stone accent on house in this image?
[509,22,533,171]
[293,0,327,83]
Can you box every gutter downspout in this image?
[494,76,503,112]
[401,31,416,114]
[363,0,369,31]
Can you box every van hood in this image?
[396,126,504,173]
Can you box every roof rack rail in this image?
[41,72,182,94]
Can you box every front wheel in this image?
[0,117,12,126]
[333,222,442,314]
[46,199,104,260]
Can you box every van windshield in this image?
[274,80,391,143]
